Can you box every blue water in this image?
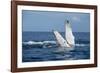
[22,32,90,62]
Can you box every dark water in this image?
[22,32,90,62]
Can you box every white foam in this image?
[75,44,88,46]
[23,41,56,45]
[23,41,43,45]
[43,41,56,44]
[23,41,89,47]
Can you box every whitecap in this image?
[43,41,56,44]
[75,44,88,46]
[23,41,43,45]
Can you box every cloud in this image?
[72,16,80,22]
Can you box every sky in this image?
[22,10,90,32]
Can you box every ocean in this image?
[22,32,90,62]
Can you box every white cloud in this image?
[72,16,80,22]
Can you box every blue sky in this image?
[22,10,90,32]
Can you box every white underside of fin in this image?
[53,31,70,48]
[65,23,75,46]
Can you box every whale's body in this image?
[53,20,75,48]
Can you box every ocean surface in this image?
[22,32,90,62]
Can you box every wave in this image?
[75,44,89,46]
[23,41,56,45]
[23,40,89,48]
